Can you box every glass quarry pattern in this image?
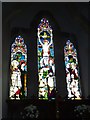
[9,36,27,99]
[64,40,82,99]
[37,18,56,100]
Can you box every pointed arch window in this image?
[37,18,56,100]
[64,40,82,99]
[9,35,27,99]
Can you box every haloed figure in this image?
[10,59,22,99]
[38,31,53,57]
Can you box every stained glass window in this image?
[37,18,56,100]
[64,40,82,100]
[9,35,27,99]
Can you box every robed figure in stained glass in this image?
[9,36,27,99]
[64,40,82,99]
[37,18,56,100]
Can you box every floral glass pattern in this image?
[9,35,27,99]
[64,40,82,99]
[37,18,56,100]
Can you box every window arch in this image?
[37,18,56,100]
[64,40,82,99]
[9,35,27,99]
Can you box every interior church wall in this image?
[2,2,88,118]
[0,2,2,120]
